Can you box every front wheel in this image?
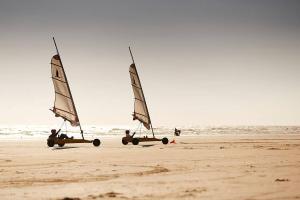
[47,139,55,147]
[122,138,128,145]
[162,137,169,145]
[93,139,101,147]
[58,143,65,147]
[132,138,139,145]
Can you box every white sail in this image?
[129,63,151,130]
[50,54,79,127]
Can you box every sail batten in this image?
[55,91,72,99]
[52,77,67,83]
[50,62,63,68]
[129,63,151,130]
[135,98,146,102]
[131,84,143,90]
[53,107,77,115]
[51,54,80,127]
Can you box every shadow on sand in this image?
[52,146,80,150]
[141,144,155,148]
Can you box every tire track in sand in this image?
[0,165,169,188]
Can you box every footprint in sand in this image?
[181,187,207,197]
[58,197,81,200]
[275,178,290,182]
[87,192,123,199]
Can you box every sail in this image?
[50,54,79,126]
[129,63,151,130]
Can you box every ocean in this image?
[0,125,299,140]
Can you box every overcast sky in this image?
[0,0,299,127]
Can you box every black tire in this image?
[93,139,101,147]
[132,138,139,145]
[58,143,65,147]
[162,137,169,145]
[122,138,128,145]
[47,139,55,147]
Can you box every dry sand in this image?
[0,135,300,200]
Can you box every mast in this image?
[129,46,155,137]
[53,37,84,139]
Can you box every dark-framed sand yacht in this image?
[122,47,169,145]
[47,37,100,147]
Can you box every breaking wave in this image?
[0,125,299,139]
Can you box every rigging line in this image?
[134,122,142,136]
[139,122,142,131]
[140,123,143,135]
[137,122,142,137]
[58,120,66,131]
[65,120,68,134]
[133,122,140,133]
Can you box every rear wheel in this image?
[47,139,55,147]
[122,138,128,145]
[162,137,169,145]
[132,138,139,145]
[93,139,101,147]
[58,143,65,147]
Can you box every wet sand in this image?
[0,135,300,200]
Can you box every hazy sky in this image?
[0,0,299,127]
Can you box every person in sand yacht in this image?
[125,130,136,138]
[49,129,60,138]
[49,129,73,139]
[174,128,181,136]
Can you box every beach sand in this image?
[0,135,300,200]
